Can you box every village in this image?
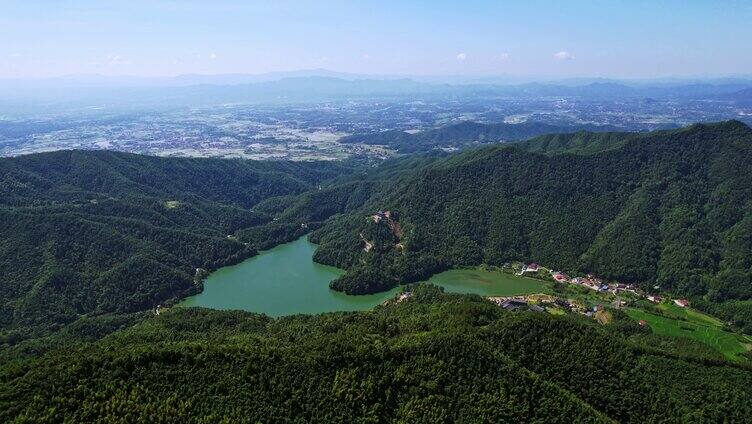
[364,210,694,324]
[480,262,693,322]
[385,254,694,326]
[381,260,692,325]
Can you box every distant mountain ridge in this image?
[720,87,752,106]
[2,73,751,112]
[4,70,751,88]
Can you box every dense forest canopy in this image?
[2,286,750,423]
[0,150,350,341]
[4,122,752,341]
[2,123,752,422]
[310,121,752,331]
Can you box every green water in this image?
[179,236,398,316]
[181,236,548,317]
[427,268,550,296]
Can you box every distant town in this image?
[3,84,750,159]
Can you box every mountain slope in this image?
[0,150,348,340]
[310,122,752,324]
[2,286,750,423]
[513,131,639,155]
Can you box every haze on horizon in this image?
[2,0,751,81]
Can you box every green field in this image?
[626,305,751,362]
[658,302,723,326]
[426,268,550,296]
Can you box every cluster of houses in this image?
[548,269,641,296]
[645,294,689,307]
[386,291,414,305]
[540,265,690,307]
[517,262,540,275]
[391,262,692,316]
[487,290,655,326]
[506,263,693,317]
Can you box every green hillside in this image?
[310,121,752,331]
[625,305,751,361]
[0,150,349,341]
[2,125,752,422]
[513,131,638,155]
[2,286,750,423]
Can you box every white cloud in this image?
[553,51,574,60]
[319,56,328,63]
[10,52,22,58]
[456,52,467,61]
[499,52,510,61]
[209,52,217,60]
[362,54,370,61]
[106,54,130,66]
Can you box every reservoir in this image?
[180,236,399,316]
[428,268,550,296]
[181,236,549,316]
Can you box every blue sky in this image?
[2,0,751,78]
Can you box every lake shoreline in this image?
[180,235,550,317]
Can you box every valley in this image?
[4,81,751,160]
[179,233,751,363]
[178,236,549,314]
[3,121,752,422]
[179,236,398,316]
[5,2,752,421]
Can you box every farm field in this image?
[626,305,752,362]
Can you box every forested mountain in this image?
[2,124,752,422]
[2,285,750,423]
[339,121,634,153]
[5,122,752,340]
[513,131,639,155]
[309,121,752,331]
[0,150,348,341]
